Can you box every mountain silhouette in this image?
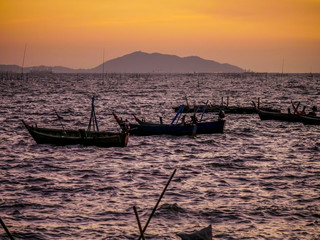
[0,51,244,73]
[92,51,243,73]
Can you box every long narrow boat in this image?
[23,97,129,147]
[256,108,304,122]
[113,112,225,136]
[173,105,280,114]
[22,121,129,147]
[256,107,320,125]
[174,97,281,114]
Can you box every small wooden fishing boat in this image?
[254,102,319,124]
[22,121,129,147]
[23,97,129,147]
[173,105,280,114]
[113,112,225,136]
[173,98,280,114]
[256,108,304,122]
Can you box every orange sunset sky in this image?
[1,0,320,72]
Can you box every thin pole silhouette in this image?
[0,217,14,240]
[138,169,176,240]
[133,206,145,240]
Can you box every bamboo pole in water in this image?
[138,169,176,240]
[0,217,14,240]
[133,206,145,240]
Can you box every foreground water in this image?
[0,73,319,239]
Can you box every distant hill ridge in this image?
[0,51,244,73]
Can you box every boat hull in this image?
[300,115,320,125]
[257,109,303,122]
[23,122,129,147]
[257,109,320,125]
[173,105,280,114]
[128,120,225,136]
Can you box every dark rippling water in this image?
[0,73,319,239]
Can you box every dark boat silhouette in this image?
[113,111,225,136]
[23,97,129,147]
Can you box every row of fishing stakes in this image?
[0,72,29,81]
[134,169,176,240]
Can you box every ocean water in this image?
[0,73,319,239]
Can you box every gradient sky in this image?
[1,0,320,72]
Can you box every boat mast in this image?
[87,96,99,133]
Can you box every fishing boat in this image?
[173,97,280,114]
[254,102,320,124]
[126,120,225,136]
[22,122,129,147]
[173,105,280,114]
[112,108,225,136]
[256,108,304,122]
[23,97,129,147]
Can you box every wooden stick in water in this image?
[0,217,14,240]
[133,206,145,240]
[138,169,177,240]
